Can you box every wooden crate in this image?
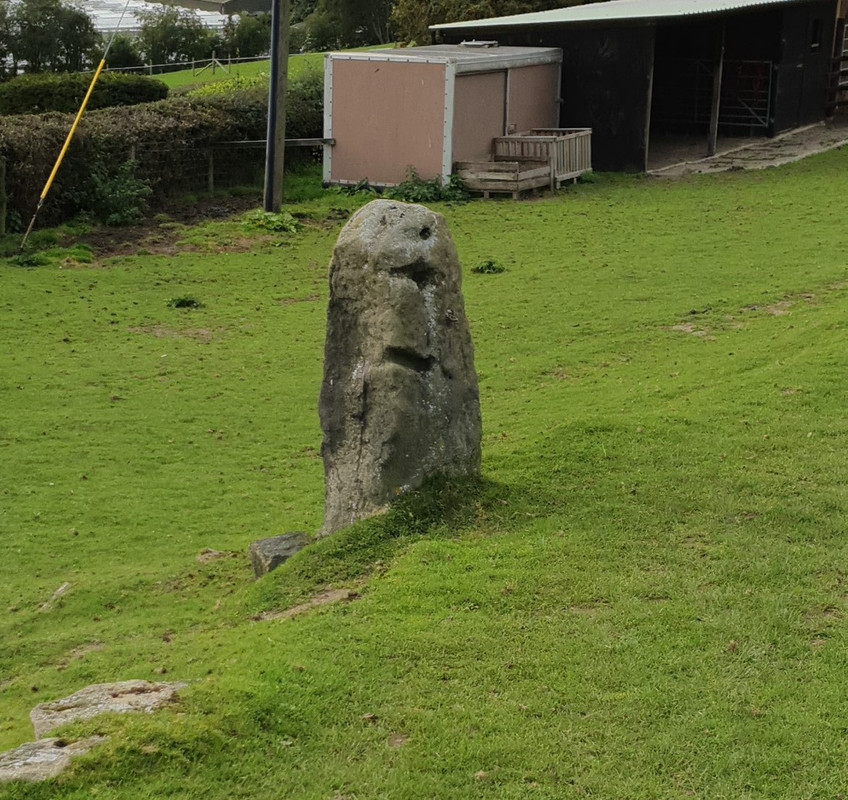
[455,160,551,199]
[493,128,592,189]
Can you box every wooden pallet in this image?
[493,128,592,189]
[455,160,550,199]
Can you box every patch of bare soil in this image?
[55,642,106,672]
[670,322,707,336]
[251,588,358,622]
[128,325,215,342]
[742,291,816,317]
[74,193,262,260]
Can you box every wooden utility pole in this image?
[707,24,725,157]
[264,0,290,212]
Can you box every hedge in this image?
[0,72,169,116]
[0,69,324,227]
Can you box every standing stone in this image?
[319,199,481,537]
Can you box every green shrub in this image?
[471,258,506,274]
[285,68,324,140]
[190,67,324,140]
[0,72,169,116]
[88,161,152,226]
[242,209,300,233]
[385,169,468,203]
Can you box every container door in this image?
[452,71,507,163]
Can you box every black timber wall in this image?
[555,26,655,171]
[773,0,837,131]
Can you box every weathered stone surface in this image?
[248,532,309,577]
[0,737,107,783]
[30,680,186,739]
[319,199,481,537]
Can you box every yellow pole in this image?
[20,58,107,248]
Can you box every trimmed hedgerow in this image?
[0,72,169,116]
[0,69,324,227]
[189,68,324,141]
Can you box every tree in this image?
[104,34,143,70]
[220,13,271,59]
[11,0,100,73]
[135,6,219,67]
[291,0,318,25]
[305,0,392,48]
[391,0,589,45]
[0,1,15,79]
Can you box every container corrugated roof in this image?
[431,0,799,31]
[328,44,562,72]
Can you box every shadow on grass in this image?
[243,423,643,616]
[244,474,522,615]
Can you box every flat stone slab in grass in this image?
[249,532,309,578]
[0,736,107,783]
[30,680,186,739]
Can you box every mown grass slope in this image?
[154,52,319,90]
[2,153,848,799]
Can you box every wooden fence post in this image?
[208,150,215,194]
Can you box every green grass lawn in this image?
[155,52,320,90]
[2,152,848,798]
[156,45,388,90]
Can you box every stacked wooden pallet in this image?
[456,128,592,198]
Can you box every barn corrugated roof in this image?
[431,0,801,30]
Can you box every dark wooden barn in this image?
[432,0,841,171]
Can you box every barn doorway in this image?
[647,14,779,170]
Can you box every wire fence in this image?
[97,54,271,77]
[0,137,323,232]
[98,138,324,198]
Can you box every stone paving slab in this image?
[31,680,186,738]
[650,118,848,178]
[0,737,108,783]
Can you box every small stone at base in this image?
[249,533,309,578]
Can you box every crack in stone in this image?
[384,346,435,373]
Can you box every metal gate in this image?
[653,58,773,131]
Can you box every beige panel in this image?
[452,71,507,163]
[330,59,445,185]
[507,64,560,133]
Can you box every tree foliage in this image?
[220,13,271,59]
[391,0,589,44]
[10,0,100,73]
[303,0,392,48]
[290,0,318,25]
[134,6,218,66]
[104,34,144,70]
[0,2,14,79]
